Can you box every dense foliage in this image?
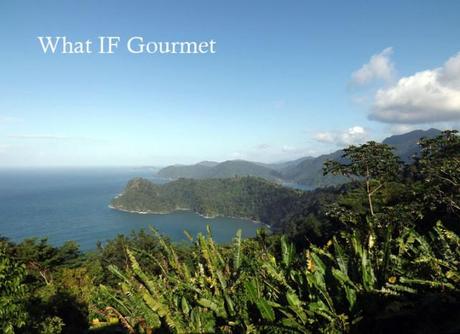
[111,176,341,234]
[1,130,459,333]
[0,238,89,333]
[0,244,29,333]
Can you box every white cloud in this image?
[370,52,460,124]
[313,132,335,143]
[440,52,460,87]
[313,126,368,146]
[351,47,396,85]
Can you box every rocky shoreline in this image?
[108,204,268,228]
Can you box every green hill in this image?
[156,163,213,179]
[157,160,282,181]
[111,176,337,230]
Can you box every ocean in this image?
[0,167,263,251]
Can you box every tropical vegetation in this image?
[1,130,459,333]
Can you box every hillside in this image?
[266,156,314,171]
[382,128,441,162]
[111,176,338,230]
[157,159,283,181]
[157,163,213,179]
[279,150,347,187]
[156,129,442,188]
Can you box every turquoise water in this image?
[0,168,263,251]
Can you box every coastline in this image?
[108,204,269,228]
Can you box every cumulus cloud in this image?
[313,126,368,146]
[351,47,396,85]
[370,52,460,124]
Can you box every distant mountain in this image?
[279,150,347,188]
[266,156,314,171]
[157,129,442,189]
[157,159,282,181]
[278,128,442,187]
[382,128,441,162]
[209,160,282,179]
[157,164,213,179]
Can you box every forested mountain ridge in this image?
[279,150,347,187]
[157,159,283,181]
[156,163,213,179]
[382,128,441,162]
[157,129,442,188]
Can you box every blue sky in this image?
[1,1,459,166]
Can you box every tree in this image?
[13,239,81,286]
[0,246,29,334]
[324,142,401,217]
[416,130,460,221]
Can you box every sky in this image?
[0,0,459,167]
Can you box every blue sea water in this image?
[0,167,263,251]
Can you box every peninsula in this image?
[110,176,338,230]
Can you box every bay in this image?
[0,167,263,251]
